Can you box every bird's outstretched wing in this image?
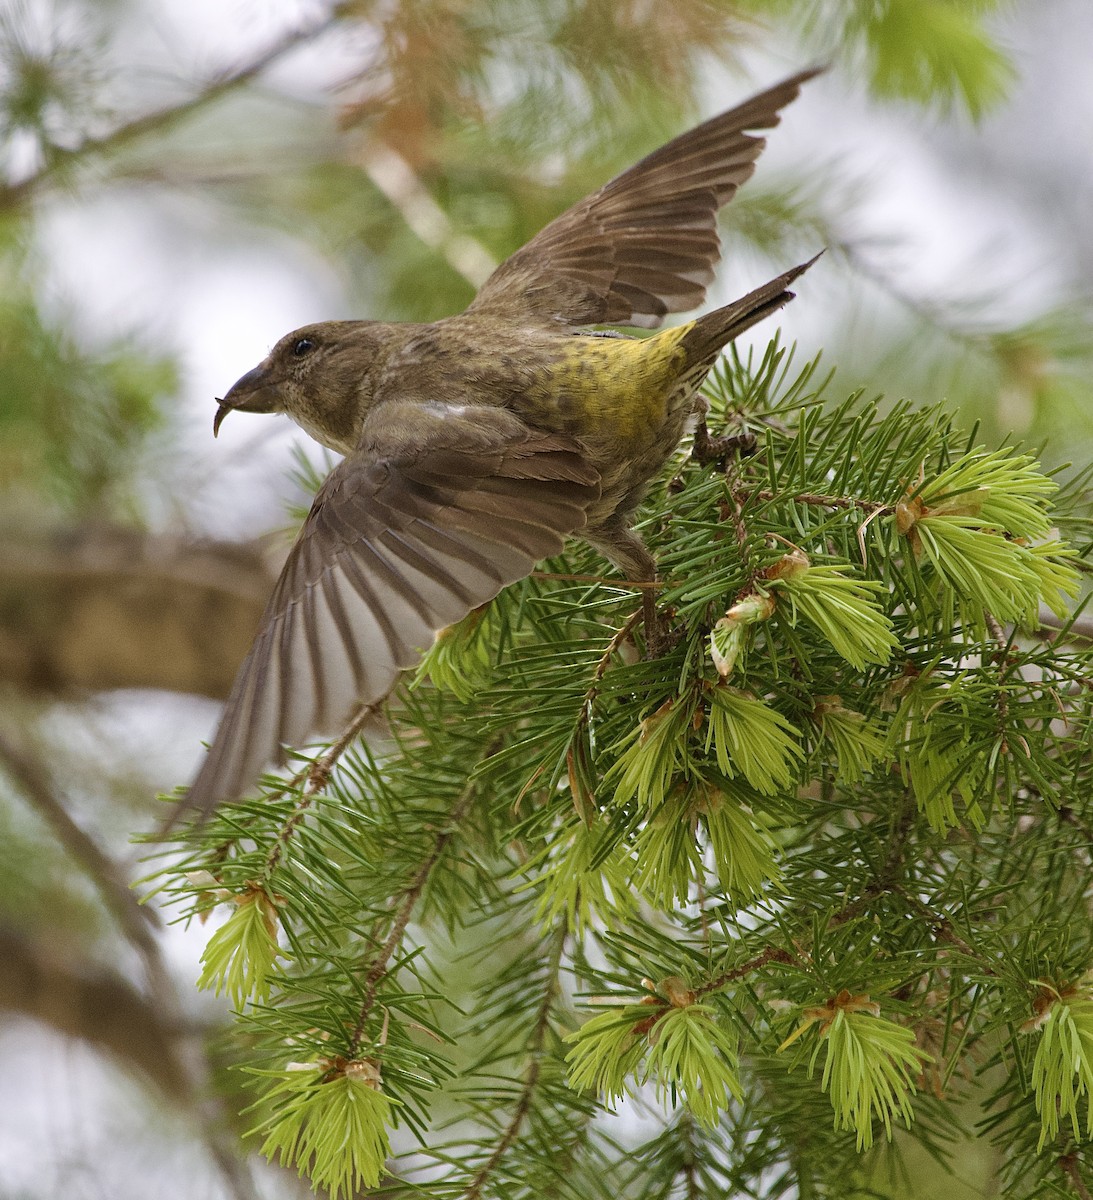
[177,408,600,820]
[467,68,821,329]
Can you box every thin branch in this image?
[462,922,567,1200]
[530,570,660,589]
[693,946,796,1001]
[898,890,992,970]
[836,239,1003,358]
[348,777,479,1054]
[0,729,164,986]
[265,700,384,875]
[678,1113,701,1200]
[357,141,497,291]
[0,13,339,210]
[1060,1153,1093,1200]
[733,488,892,515]
[0,732,262,1200]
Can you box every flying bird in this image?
[177,68,822,821]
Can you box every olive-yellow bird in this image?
[180,68,821,819]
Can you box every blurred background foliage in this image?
[0,0,1090,1196]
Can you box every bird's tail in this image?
[681,252,822,367]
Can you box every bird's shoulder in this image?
[365,314,578,427]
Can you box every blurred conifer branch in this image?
[0,5,339,208]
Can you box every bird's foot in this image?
[641,593,683,659]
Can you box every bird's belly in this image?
[521,335,685,456]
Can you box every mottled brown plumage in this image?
[175,69,821,822]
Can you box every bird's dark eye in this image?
[292,337,316,358]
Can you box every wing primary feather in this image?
[319,567,367,683]
[349,535,451,626]
[465,67,820,328]
[375,528,479,610]
[335,547,426,660]
[299,583,328,730]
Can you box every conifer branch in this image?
[265,701,384,875]
[349,777,480,1055]
[462,922,568,1200]
[0,14,339,209]
[1061,1153,1093,1200]
[160,346,1093,1195]
[693,946,797,1001]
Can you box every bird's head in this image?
[213,320,388,454]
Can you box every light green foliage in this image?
[701,789,782,901]
[803,1005,931,1151]
[251,1063,397,1198]
[415,606,496,701]
[814,698,887,783]
[564,1005,651,1105]
[629,781,781,906]
[566,993,743,1128]
[631,786,707,907]
[851,0,1014,118]
[608,698,693,809]
[1028,540,1083,618]
[896,448,1081,630]
[914,449,1059,539]
[1031,993,1093,1149]
[196,887,284,1010]
[914,515,1048,625]
[889,677,987,833]
[767,558,898,670]
[704,687,803,795]
[522,816,638,930]
[642,1004,745,1128]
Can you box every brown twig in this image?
[1060,1153,1093,1200]
[571,608,644,740]
[530,570,661,589]
[733,488,892,516]
[899,891,989,968]
[265,700,383,875]
[693,946,797,1001]
[462,923,567,1200]
[348,778,480,1054]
